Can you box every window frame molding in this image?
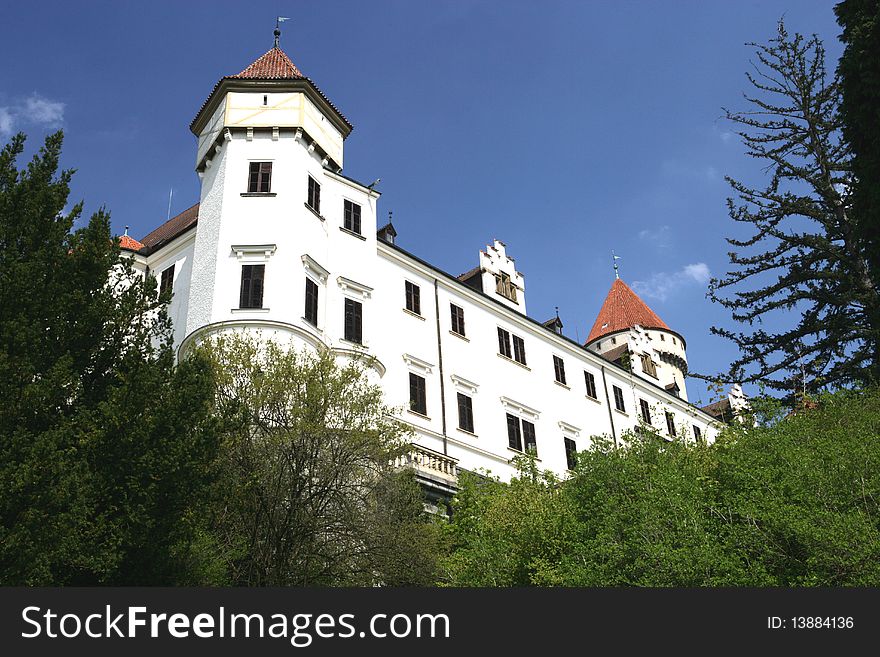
[231,244,277,263]
[557,420,581,439]
[337,275,373,300]
[500,396,540,421]
[301,253,329,284]
[450,374,479,395]
[402,353,434,376]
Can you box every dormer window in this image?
[640,353,657,378]
[495,272,517,302]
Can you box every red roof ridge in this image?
[119,234,145,252]
[586,278,672,344]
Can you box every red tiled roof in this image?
[119,234,145,251]
[586,279,671,344]
[190,46,352,133]
[140,203,200,251]
[231,46,304,79]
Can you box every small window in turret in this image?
[248,162,272,193]
[307,175,321,213]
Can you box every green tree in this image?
[836,1,880,310]
[0,132,220,584]
[442,457,580,586]
[198,333,440,586]
[443,390,880,586]
[704,22,880,399]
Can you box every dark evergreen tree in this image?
[0,132,220,584]
[705,22,880,399]
[836,1,880,313]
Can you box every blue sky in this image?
[1,1,844,405]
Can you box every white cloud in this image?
[638,224,672,248]
[632,262,711,302]
[0,94,65,140]
[0,108,12,138]
[24,94,65,126]
[719,131,733,143]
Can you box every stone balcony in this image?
[394,443,459,505]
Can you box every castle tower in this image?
[584,278,690,400]
[181,35,381,359]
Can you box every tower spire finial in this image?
[612,251,622,279]
[274,16,290,48]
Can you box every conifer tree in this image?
[0,132,220,584]
[836,1,880,300]
[706,22,880,398]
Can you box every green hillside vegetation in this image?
[442,388,880,586]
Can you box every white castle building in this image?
[118,40,725,493]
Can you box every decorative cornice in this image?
[402,353,434,375]
[500,396,540,420]
[231,244,277,262]
[337,275,373,299]
[301,253,329,283]
[558,421,581,437]
[450,374,480,394]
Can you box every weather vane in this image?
[274,16,291,48]
[612,251,622,279]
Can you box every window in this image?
[239,264,265,309]
[159,264,175,298]
[506,413,537,455]
[450,304,466,336]
[409,373,427,415]
[457,393,474,433]
[512,335,526,365]
[584,371,597,399]
[248,162,272,193]
[613,385,625,412]
[506,413,521,451]
[640,353,657,378]
[343,200,361,234]
[564,437,577,470]
[496,271,517,302]
[344,298,362,344]
[405,281,421,315]
[553,355,566,385]
[522,419,537,455]
[307,175,321,213]
[693,425,702,442]
[497,327,512,358]
[665,411,677,436]
[639,399,652,425]
[304,278,318,326]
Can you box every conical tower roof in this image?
[586,279,672,344]
[230,46,304,79]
